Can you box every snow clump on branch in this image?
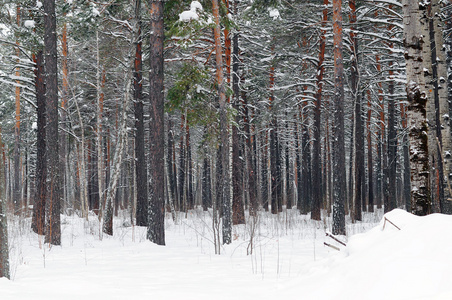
[179,1,203,22]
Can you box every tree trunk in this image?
[232,1,245,224]
[366,90,374,212]
[402,0,431,216]
[134,3,148,225]
[443,1,452,213]
[44,0,61,245]
[13,5,21,215]
[332,0,346,235]
[147,0,165,245]
[212,0,231,245]
[167,117,178,211]
[349,0,364,221]
[0,130,9,279]
[311,0,328,221]
[32,51,47,235]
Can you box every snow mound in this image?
[297,209,452,300]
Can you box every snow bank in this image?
[1,209,451,299]
[289,209,452,300]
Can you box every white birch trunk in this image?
[402,0,431,215]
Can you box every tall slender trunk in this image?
[301,99,311,214]
[400,102,411,210]
[167,117,178,211]
[13,5,21,215]
[0,129,9,279]
[261,129,269,211]
[147,0,165,245]
[243,90,257,215]
[202,155,212,211]
[179,114,186,212]
[349,0,364,221]
[32,51,47,234]
[44,0,61,245]
[376,55,386,209]
[232,5,245,223]
[311,0,327,220]
[186,124,194,210]
[60,7,69,212]
[366,90,374,212]
[213,0,231,245]
[332,0,346,235]
[134,2,148,225]
[387,60,397,212]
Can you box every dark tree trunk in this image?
[0,131,8,279]
[202,156,211,211]
[311,0,328,221]
[212,0,231,244]
[186,124,194,210]
[134,9,148,226]
[232,123,244,224]
[301,105,311,214]
[332,0,346,235]
[387,72,397,212]
[167,118,178,211]
[147,0,165,245]
[285,121,292,209]
[295,119,303,213]
[261,130,269,211]
[32,51,46,235]
[366,90,374,212]
[349,0,364,221]
[178,115,186,212]
[44,0,61,245]
[232,7,245,224]
[270,118,278,215]
[243,92,257,215]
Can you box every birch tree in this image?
[402,0,431,215]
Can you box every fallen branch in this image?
[326,232,347,246]
[383,217,401,231]
[324,242,340,251]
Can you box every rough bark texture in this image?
[147,0,165,245]
[301,100,311,214]
[32,51,46,235]
[402,0,431,216]
[134,13,148,226]
[439,0,452,213]
[212,0,231,245]
[167,118,178,211]
[311,0,328,220]
[232,13,245,224]
[429,0,451,213]
[13,6,21,215]
[332,0,346,235]
[242,91,257,215]
[366,90,374,212]
[0,129,9,278]
[44,0,61,245]
[349,0,364,221]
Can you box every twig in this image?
[324,242,340,251]
[383,217,401,231]
[326,232,347,246]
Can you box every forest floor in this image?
[0,207,451,299]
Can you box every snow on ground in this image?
[0,208,451,299]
